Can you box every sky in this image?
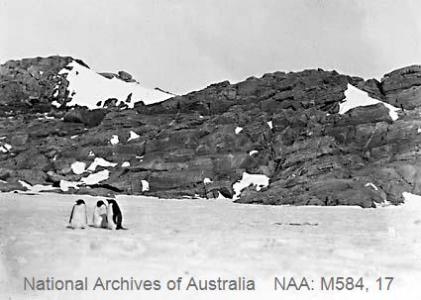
[0,0,420,94]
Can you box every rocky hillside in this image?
[1,56,421,207]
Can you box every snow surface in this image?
[71,161,86,175]
[340,84,400,121]
[0,192,420,300]
[59,60,172,109]
[232,172,270,198]
[127,131,140,142]
[235,127,243,134]
[87,157,117,172]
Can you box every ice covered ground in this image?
[0,192,420,300]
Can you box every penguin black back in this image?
[106,199,126,230]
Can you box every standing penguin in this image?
[106,199,126,230]
[68,199,88,229]
[92,200,108,228]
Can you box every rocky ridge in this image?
[1,56,421,207]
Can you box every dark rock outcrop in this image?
[63,109,106,127]
[1,56,421,207]
[381,65,421,109]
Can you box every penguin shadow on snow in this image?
[67,199,128,230]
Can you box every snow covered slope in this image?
[58,60,173,109]
[339,84,400,121]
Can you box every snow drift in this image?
[58,60,173,109]
[339,84,400,121]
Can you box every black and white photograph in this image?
[0,0,420,299]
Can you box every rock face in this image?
[381,65,421,109]
[1,56,421,207]
[0,56,74,114]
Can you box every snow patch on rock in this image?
[51,101,60,108]
[233,172,270,198]
[141,180,150,192]
[249,150,259,156]
[87,157,117,172]
[374,200,392,208]
[59,60,172,109]
[340,84,399,121]
[60,180,80,192]
[235,127,243,134]
[71,162,86,175]
[128,131,140,142]
[81,170,110,185]
[0,143,12,153]
[203,178,212,184]
[18,180,32,190]
[110,135,119,145]
[18,180,57,192]
[122,161,131,168]
[365,182,378,191]
[267,121,273,129]
[216,192,230,200]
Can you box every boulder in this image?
[64,109,106,127]
[118,70,134,82]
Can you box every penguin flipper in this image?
[69,206,75,223]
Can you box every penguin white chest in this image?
[70,205,87,229]
[93,206,108,228]
[107,203,116,230]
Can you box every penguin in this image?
[68,199,88,229]
[106,199,126,230]
[92,200,108,228]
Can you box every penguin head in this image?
[96,200,105,207]
[75,199,85,205]
[106,199,116,205]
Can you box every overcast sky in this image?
[1,0,420,94]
